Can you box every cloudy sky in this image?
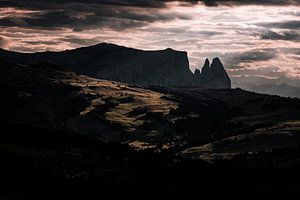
[0,0,300,82]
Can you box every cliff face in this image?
[0,43,231,88]
[55,44,194,86]
[59,43,195,86]
[0,43,193,86]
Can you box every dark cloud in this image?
[0,0,167,10]
[226,48,278,67]
[235,49,278,63]
[229,65,288,78]
[260,30,300,41]
[24,40,60,45]
[61,36,99,46]
[1,0,299,10]
[0,1,192,31]
[258,20,300,30]
[21,10,75,29]
[197,30,224,36]
[0,0,299,32]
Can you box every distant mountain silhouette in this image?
[234,82,300,98]
[0,43,231,89]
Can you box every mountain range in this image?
[233,79,300,98]
[0,43,231,89]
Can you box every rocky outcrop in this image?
[0,43,231,89]
[201,58,210,77]
[194,57,231,89]
[209,58,231,89]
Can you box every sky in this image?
[0,0,300,83]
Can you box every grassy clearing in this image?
[106,108,145,128]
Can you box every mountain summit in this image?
[0,43,231,89]
[204,57,231,89]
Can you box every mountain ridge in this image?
[0,43,231,89]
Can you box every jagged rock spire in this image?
[194,68,201,76]
[194,57,231,89]
[209,57,231,89]
[210,57,224,70]
[201,58,210,75]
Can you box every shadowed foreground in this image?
[1,120,299,199]
[1,60,300,198]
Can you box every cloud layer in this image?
[0,0,299,81]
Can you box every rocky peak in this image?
[201,58,210,75]
[194,57,231,89]
[204,58,210,67]
[210,57,226,71]
[194,68,201,76]
[209,57,231,89]
[165,48,175,51]
[211,57,221,66]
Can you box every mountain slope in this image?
[1,60,300,150]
